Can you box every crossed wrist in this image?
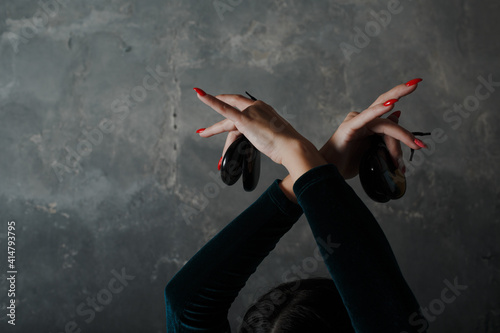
[282,140,328,183]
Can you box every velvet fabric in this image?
[165,163,426,332]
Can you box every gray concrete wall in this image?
[1,0,499,332]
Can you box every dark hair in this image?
[239,277,355,333]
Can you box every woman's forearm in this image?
[165,178,304,332]
[278,174,297,204]
[281,139,328,183]
[292,164,426,332]
[279,139,328,204]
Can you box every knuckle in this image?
[252,101,262,108]
[378,92,390,101]
[253,100,267,108]
[347,111,360,117]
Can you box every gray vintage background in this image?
[1,0,499,332]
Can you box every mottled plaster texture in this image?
[0,0,499,332]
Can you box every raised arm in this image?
[165,178,304,332]
[279,79,429,332]
[168,81,428,332]
[293,163,427,332]
[165,88,327,332]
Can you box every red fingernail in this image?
[383,99,398,106]
[193,87,207,96]
[390,111,401,118]
[196,128,206,133]
[218,156,223,170]
[414,138,427,148]
[405,78,423,87]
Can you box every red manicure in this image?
[405,78,423,87]
[218,156,223,170]
[414,138,427,148]
[196,128,206,133]
[193,87,207,96]
[383,99,398,106]
[390,111,401,119]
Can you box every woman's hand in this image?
[193,79,427,202]
[319,78,427,179]
[194,88,327,182]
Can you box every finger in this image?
[369,78,423,108]
[387,111,401,123]
[368,118,422,150]
[194,88,244,123]
[215,94,255,111]
[348,102,396,131]
[199,118,237,138]
[343,111,360,122]
[221,130,242,157]
[384,111,404,171]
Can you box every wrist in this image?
[282,140,328,183]
[278,175,297,204]
[319,138,349,179]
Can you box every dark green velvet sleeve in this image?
[165,179,304,332]
[165,163,426,332]
[293,163,426,332]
